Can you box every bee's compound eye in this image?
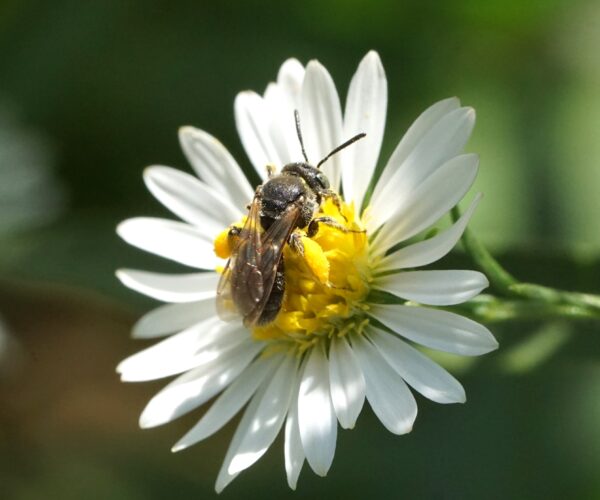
[316,172,330,190]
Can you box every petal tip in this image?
[363,50,382,65]
[313,466,330,478]
[479,332,500,354]
[119,371,138,383]
[115,220,129,240]
[234,90,257,105]
[171,442,185,453]
[305,59,325,73]
[142,165,162,182]
[482,274,490,289]
[139,412,158,429]
[115,269,128,284]
[178,125,196,138]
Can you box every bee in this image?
[217,111,366,327]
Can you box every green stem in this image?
[451,206,600,318]
[367,291,600,324]
[451,206,517,295]
[451,295,600,323]
[509,283,600,311]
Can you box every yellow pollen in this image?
[215,198,371,345]
[214,229,231,260]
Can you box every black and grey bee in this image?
[217,111,365,327]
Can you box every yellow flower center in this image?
[214,197,371,349]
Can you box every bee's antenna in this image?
[316,132,366,169]
[294,110,309,163]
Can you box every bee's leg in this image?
[266,163,277,179]
[225,225,243,252]
[288,232,305,256]
[322,190,347,221]
[307,217,366,238]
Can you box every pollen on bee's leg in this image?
[297,236,329,284]
[214,227,232,259]
[288,232,305,256]
[266,163,277,178]
[214,219,245,260]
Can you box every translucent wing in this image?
[217,194,301,327]
[216,194,262,322]
[242,204,301,327]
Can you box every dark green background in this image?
[1,1,599,498]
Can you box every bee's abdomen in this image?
[257,259,285,325]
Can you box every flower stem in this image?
[450,206,517,294]
[451,295,600,323]
[508,283,600,311]
[451,206,600,319]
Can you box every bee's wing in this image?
[216,194,263,322]
[214,258,239,322]
[241,203,301,327]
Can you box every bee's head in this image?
[281,162,330,194]
[279,123,366,194]
[289,109,365,194]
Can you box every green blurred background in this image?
[1,1,600,498]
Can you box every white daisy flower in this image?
[116,50,498,492]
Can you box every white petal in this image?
[369,106,475,229]
[235,91,282,179]
[369,304,499,355]
[368,327,466,404]
[215,382,264,493]
[263,84,295,165]
[351,334,417,435]
[328,335,365,429]
[260,58,305,168]
[371,154,479,254]
[298,344,337,476]
[227,355,297,475]
[139,340,262,428]
[277,58,305,105]
[118,319,244,382]
[178,126,254,211]
[372,97,460,198]
[299,60,343,190]
[377,193,481,271]
[172,354,283,452]
[284,371,304,490]
[116,269,218,303]
[373,270,489,306]
[117,217,219,270]
[144,166,242,236]
[264,83,304,166]
[132,298,217,339]
[342,51,387,210]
